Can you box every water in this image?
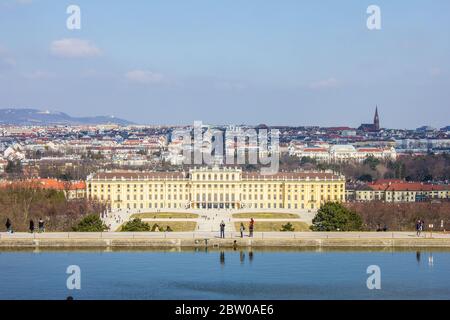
[0,248,448,300]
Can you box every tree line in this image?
[0,184,105,232]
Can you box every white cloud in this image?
[0,45,16,68]
[214,81,247,91]
[22,70,55,79]
[125,70,166,85]
[15,0,33,4]
[50,38,101,58]
[429,67,442,77]
[309,77,340,89]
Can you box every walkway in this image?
[196,210,235,232]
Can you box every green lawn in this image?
[235,221,310,232]
[233,212,300,219]
[118,221,197,232]
[149,221,197,232]
[131,212,199,219]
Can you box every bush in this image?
[280,222,295,232]
[72,214,108,232]
[151,223,161,232]
[311,202,363,231]
[121,218,151,232]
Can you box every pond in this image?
[0,248,448,300]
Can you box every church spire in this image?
[374,106,380,130]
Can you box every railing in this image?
[0,231,445,240]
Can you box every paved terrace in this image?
[102,208,317,232]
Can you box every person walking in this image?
[38,218,45,233]
[5,218,12,233]
[220,220,225,239]
[249,218,254,238]
[240,223,245,238]
[416,219,422,237]
[29,219,35,233]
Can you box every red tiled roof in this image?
[242,172,341,180]
[0,179,86,190]
[302,148,328,152]
[92,171,186,180]
[372,179,404,185]
[357,148,383,152]
[368,180,448,192]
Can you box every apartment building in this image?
[350,180,449,202]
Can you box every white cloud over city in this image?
[125,70,166,85]
[50,38,101,58]
[309,78,340,90]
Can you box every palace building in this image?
[86,167,345,211]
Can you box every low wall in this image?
[1,235,450,249]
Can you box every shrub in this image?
[280,222,295,232]
[72,214,108,232]
[121,218,151,232]
[311,202,363,231]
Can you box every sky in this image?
[0,0,449,128]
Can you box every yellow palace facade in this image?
[86,167,346,211]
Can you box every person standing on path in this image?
[416,219,422,237]
[38,218,45,233]
[220,220,225,239]
[5,218,12,233]
[240,223,245,238]
[29,219,35,233]
[249,218,254,238]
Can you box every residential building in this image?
[350,180,449,202]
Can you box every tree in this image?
[363,156,380,170]
[5,160,23,179]
[280,222,295,232]
[358,174,373,182]
[72,214,108,232]
[311,202,363,231]
[120,218,151,232]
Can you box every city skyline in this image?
[0,0,449,128]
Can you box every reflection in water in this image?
[219,250,254,266]
[1,249,450,299]
[240,251,245,264]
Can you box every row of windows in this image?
[91,183,345,189]
[118,202,325,210]
[195,174,237,181]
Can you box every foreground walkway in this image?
[1,231,449,240]
[196,210,236,232]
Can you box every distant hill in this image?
[0,108,134,126]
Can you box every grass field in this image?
[232,212,300,219]
[148,221,197,232]
[234,221,310,232]
[131,212,199,219]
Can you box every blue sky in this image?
[0,0,449,128]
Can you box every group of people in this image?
[3,218,45,234]
[29,218,46,233]
[219,218,255,239]
[416,219,425,237]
